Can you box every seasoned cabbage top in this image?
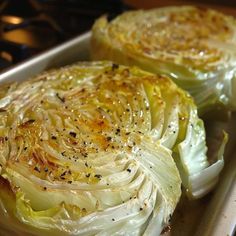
[104,6,236,69]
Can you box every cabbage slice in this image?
[91,6,236,115]
[0,61,226,235]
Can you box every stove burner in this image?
[0,0,128,71]
[1,15,61,48]
[0,39,31,63]
[0,51,12,70]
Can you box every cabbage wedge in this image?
[91,6,236,116]
[0,62,226,235]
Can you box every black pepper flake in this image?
[61,151,66,156]
[111,63,119,71]
[85,162,88,167]
[82,153,88,158]
[112,218,115,221]
[24,147,27,151]
[68,180,72,184]
[34,166,40,172]
[60,176,65,180]
[43,187,47,190]
[98,121,104,126]
[127,168,131,173]
[69,131,77,138]
[86,173,91,178]
[106,136,112,141]
[23,119,35,125]
[44,168,48,172]
[173,131,176,134]
[115,128,120,134]
[61,171,67,177]
[140,207,143,211]
[126,108,130,112]
[56,93,65,103]
[51,136,57,140]
[94,174,102,179]
[125,132,130,135]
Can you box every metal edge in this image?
[195,148,236,236]
[0,31,91,84]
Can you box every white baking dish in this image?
[0,32,235,236]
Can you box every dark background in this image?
[125,0,236,15]
[125,0,236,7]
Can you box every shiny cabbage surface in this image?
[91,6,236,115]
[0,62,225,235]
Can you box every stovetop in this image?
[0,0,128,71]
